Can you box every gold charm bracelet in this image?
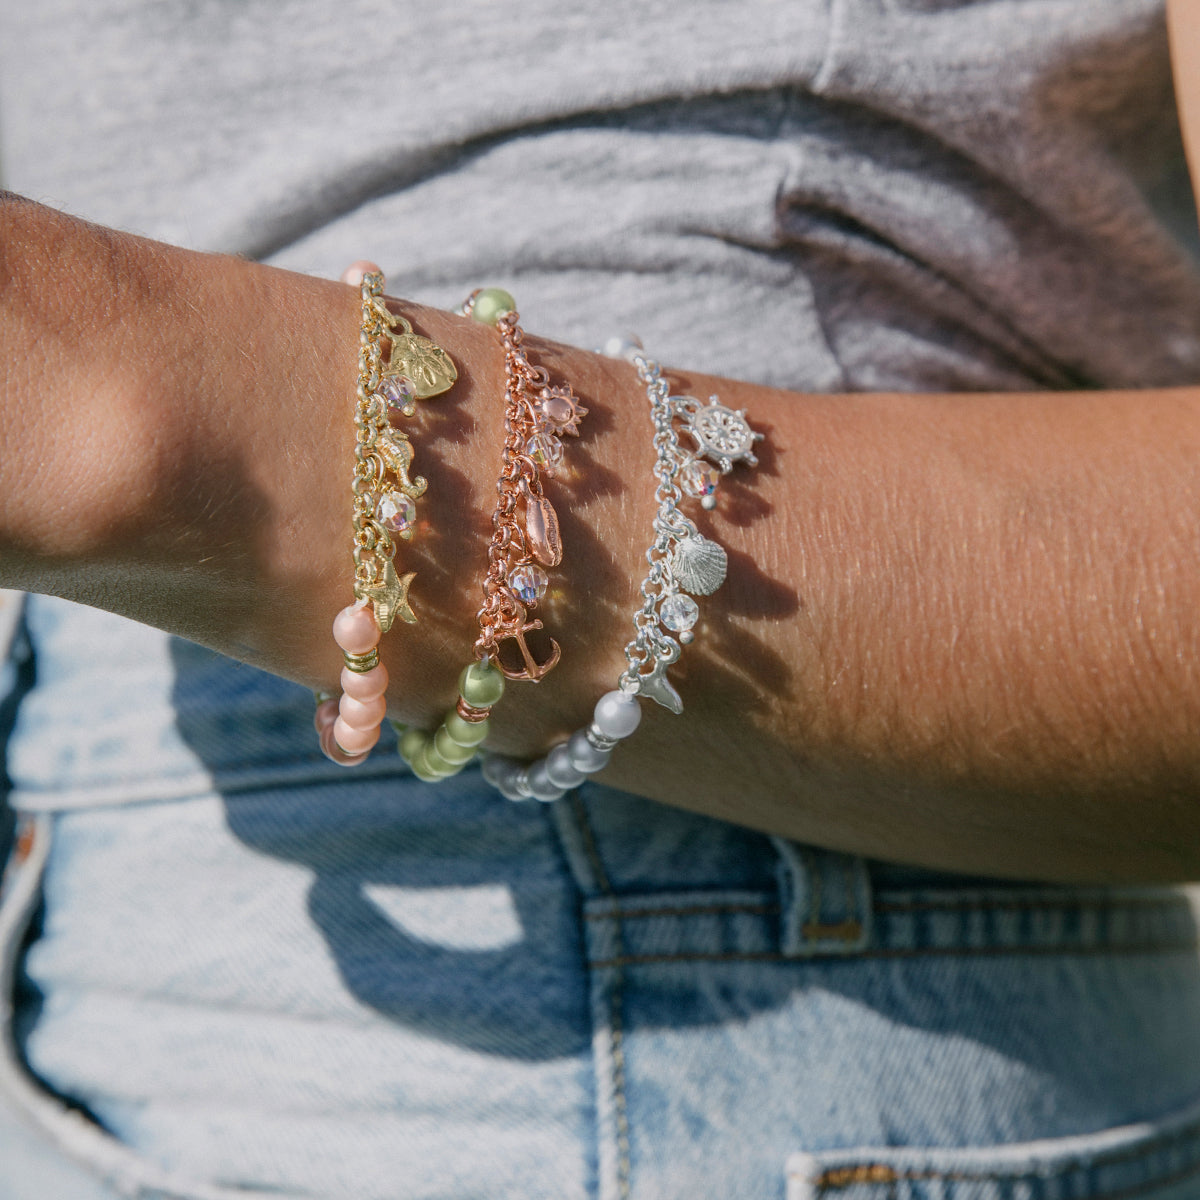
[315,267,457,765]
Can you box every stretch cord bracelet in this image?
[315,268,458,765]
[481,337,762,802]
[396,287,588,783]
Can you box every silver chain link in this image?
[618,353,702,690]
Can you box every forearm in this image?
[607,385,1200,882]
[4,195,1199,882]
[0,192,359,651]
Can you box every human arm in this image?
[2,182,1200,884]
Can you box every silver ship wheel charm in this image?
[677,395,762,473]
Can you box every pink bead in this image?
[313,697,339,733]
[333,603,380,656]
[320,722,367,767]
[341,259,382,287]
[341,663,389,701]
[339,692,387,729]
[333,716,381,755]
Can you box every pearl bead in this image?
[444,712,490,748]
[340,663,388,700]
[545,743,586,789]
[471,287,516,326]
[592,690,642,740]
[568,729,612,774]
[495,773,532,803]
[340,260,381,287]
[480,754,513,788]
[319,722,365,766]
[398,726,428,764]
[313,697,339,734]
[420,740,457,778]
[601,334,644,362]
[408,744,448,784]
[434,725,477,766]
[338,693,387,730]
[526,760,566,803]
[458,661,506,709]
[333,716,380,756]
[332,603,380,656]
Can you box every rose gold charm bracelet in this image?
[316,266,458,766]
[480,338,761,802]
[397,288,587,783]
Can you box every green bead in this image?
[407,737,446,782]
[419,740,460,779]
[458,661,505,709]
[444,711,490,748]
[434,724,478,765]
[398,726,429,766]
[410,743,448,781]
[408,755,444,784]
[471,288,516,327]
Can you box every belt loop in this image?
[772,838,873,957]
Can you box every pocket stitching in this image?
[789,1109,1200,1200]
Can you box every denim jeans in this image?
[3,594,1200,1200]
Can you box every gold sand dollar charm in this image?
[384,330,458,399]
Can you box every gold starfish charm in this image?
[355,559,417,632]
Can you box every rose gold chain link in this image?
[472,307,584,680]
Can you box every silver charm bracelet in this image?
[481,338,762,802]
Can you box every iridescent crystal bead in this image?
[376,489,416,534]
[659,593,699,633]
[378,375,417,421]
[525,432,563,471]
[681,460,720,500]
[508,563,549,605]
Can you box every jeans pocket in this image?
[786,1098,1200,1200]
[0,815,314,1200]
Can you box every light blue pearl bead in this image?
[568,729,611,774]
[484,757,529,801]
[527,761,565,803]
[496,774,530,803]
[545,743,586,789]
[592,690,642,740]
[600,334,644,362]
[480,754,511,788]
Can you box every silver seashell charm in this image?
[671,534,728,596]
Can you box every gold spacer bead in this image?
[343,648,380,673]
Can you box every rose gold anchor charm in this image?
[470,294,586,688]
[491,605,562,682]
